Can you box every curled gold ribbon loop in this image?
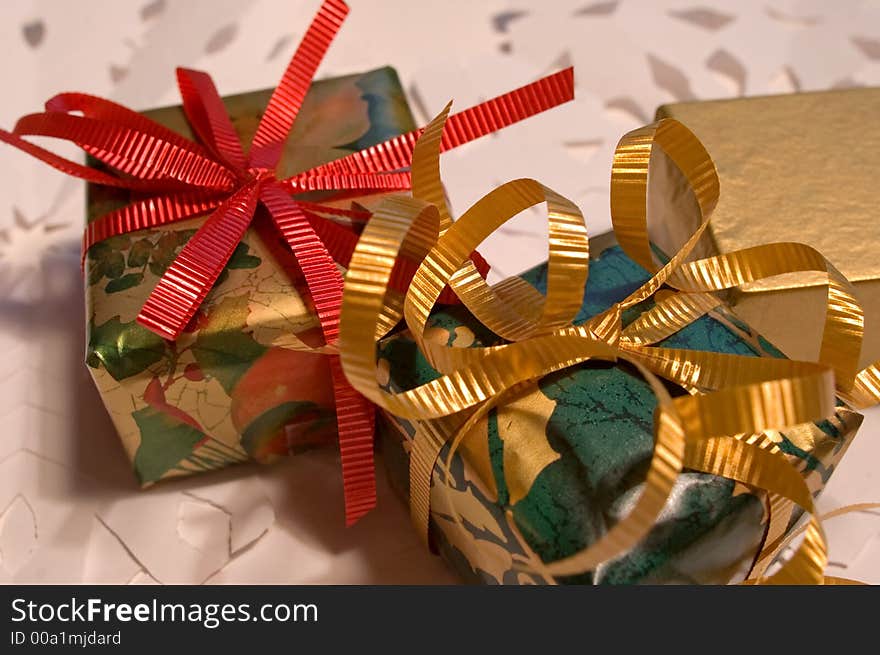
[410,104,588,347]
[338,108,880,583]
[620,291,722,345]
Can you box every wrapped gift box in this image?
[655,89,880,368]
[377,234,862,584]
[85,67,416,485]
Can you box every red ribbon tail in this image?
[0,127,142,189]
[137,183,259,340]
[260,183,344,342]
[248,0,349,169]
[301,67,576,179]
[6,0,568,528]
[330,356,377,526]
[280,171,412,193]
[259,184,377,521]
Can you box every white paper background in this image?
[0,0,877,584]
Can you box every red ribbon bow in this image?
[0,0,574,524]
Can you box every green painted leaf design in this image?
[192,294,267,394]
[87,240,111,260]
[148,260,167,277]
[148,232,181,276]
[143,229,204,277]
[132,405,205,484]
[86,351,101,369]
[127,238,153,267]
[155,232,179,250]
[88,316,168,380]
[213,268,230,288]
[104,272,144,294]
[87,260,105,286]
[227,242,261,269]
[343,67,417,151]
[104,250,125,279]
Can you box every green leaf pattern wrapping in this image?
[88,317,167,380]
[131,406,206,484]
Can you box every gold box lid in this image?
[656,87,880,292]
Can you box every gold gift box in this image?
[656,88,880,367]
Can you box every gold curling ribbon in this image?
[338,108,880,584]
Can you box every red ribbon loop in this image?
[14,112,237,191]
[45,92,215,159]
[177,68,249,172]
[0,126,169,190]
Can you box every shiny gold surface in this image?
[731,281,880,369]
[656,88,880,292]
[496,383,560,506]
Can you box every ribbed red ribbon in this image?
[0,0,574,524]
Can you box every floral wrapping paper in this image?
[85,67,417,485]
[378,242,862,584]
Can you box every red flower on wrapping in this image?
[0,0,574,524]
